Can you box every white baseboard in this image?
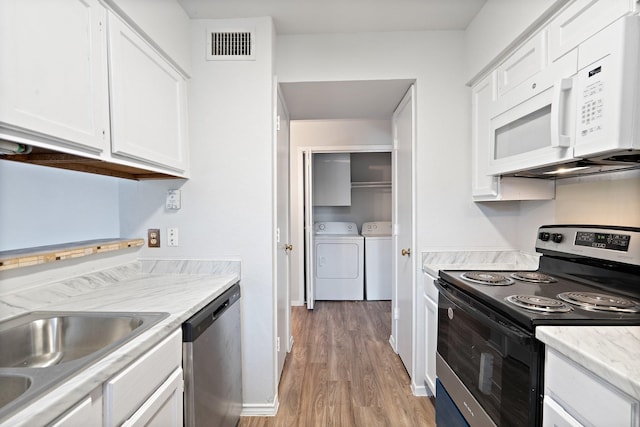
[290,299,304,306]
[388,335,397,353]
[411,381,428,397]
[241,396,279,417]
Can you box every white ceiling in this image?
[177,0,487,35]
[280,80,415,120]
[178,0,487,120]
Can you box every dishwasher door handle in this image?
[212,299,230,320]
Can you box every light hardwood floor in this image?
[239,301,436,427]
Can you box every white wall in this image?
[0,161,120,251]
[464,0,561,81]
[120,17,278,410]
[277,35,522,251]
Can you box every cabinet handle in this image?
[401,248,411,256]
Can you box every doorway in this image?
[278,79,417,390]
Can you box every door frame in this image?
[293,145,392,310]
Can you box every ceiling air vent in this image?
[207,29,255,61]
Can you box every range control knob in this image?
[539,232,550,241]
[552,233,563,243]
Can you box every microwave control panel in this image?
[577,63,605,140]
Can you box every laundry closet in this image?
[287,116,395,306]
[311,151,392,301]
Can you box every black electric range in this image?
[434,225,640,427]
[439,225,640,332]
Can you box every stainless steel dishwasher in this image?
[182,282,242,427]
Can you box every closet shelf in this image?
[0,238,144,272]
[351,181,392,189]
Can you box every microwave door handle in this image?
[550,77,574,148]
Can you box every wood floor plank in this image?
[239,301,435,427]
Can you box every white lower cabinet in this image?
[122,368,183,427]
[423,272,438,396]
[51,388,103,427]
[543,347,640,427]
[104,329,182,427]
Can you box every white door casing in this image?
[392,85,416,380]
[275,84,292,381]
[303,150,315,309]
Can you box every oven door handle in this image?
[437,280,533,343]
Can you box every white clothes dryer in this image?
[362,221,392,300]
[314,222,364,300]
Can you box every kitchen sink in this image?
[0,313,149,368]
[0,374,31,409]
[0,311,168,423]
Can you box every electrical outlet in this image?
[167,227,179,247]
[148,229,160,247]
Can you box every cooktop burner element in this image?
[511,271,557,283]
[460,272,515,286]
[505,295,573,313]
[557,292,640,313]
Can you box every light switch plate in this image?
[166,190,181,210]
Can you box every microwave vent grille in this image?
[207,30,255,61]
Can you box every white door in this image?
[275,87,291,378]
[392,85,415,375]
[303,150,315,309]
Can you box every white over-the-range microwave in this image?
[487,15,640,178]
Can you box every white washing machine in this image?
[362,221,392,300]
[314,222,364,300]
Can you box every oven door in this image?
[436,281,542,427]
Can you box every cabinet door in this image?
[424,295,438,396]
[313,153,351,206]
[0,0,109,152]
[107,12,189,173]
[544,348,640,427]
[122,368,184,427]
[51,388,102,427]
[471,73,499,198]
[548,0,631,62]
[104,329,182,427]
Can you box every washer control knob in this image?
[319,224,325,230]
[552,233,563,243]
[539,232,550,241]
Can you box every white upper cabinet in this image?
[548,0,632,62]
[0,0,109,153]
[313,153,351,206]
[107,12,189,173]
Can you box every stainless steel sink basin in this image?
[0,311,168,423]
[0,313,147,368]
[0,374,31,409]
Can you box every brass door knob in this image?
[284,244,293,252]
[401,248,411,256]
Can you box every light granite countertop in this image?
[0,260,239,427]
[421,250,540,277]
[536,326,640,401]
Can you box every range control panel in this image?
[536,225,640,265]
[575,231,630,252]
